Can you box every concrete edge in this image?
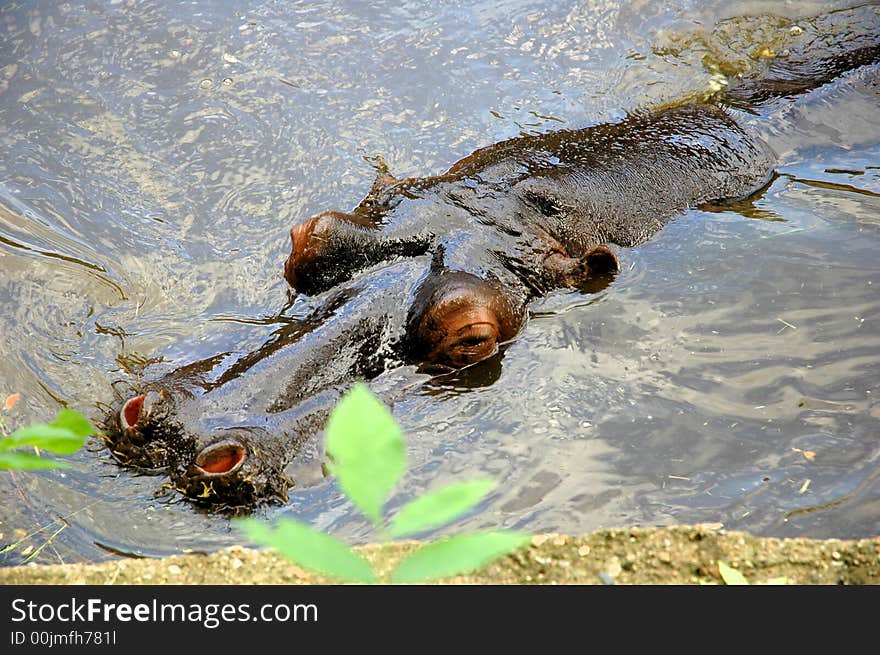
[2,525,878,585]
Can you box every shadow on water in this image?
[0,0,878,564]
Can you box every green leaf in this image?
[49,408,95,439]
[0,451,69,470]
[389,479,495,539]
[391,531,529,584]
[325,383,404,526]
[0,423,85,455]
[3,409,94,455]
[718,561,749,585]
[1,426,85,455]
[237,517,377,584]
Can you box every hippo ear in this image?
[370,154,398,187]
[355,154,399,212]
[366,154,395,178]
[584,245,620,275]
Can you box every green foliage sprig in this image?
[239,383,529,583]
[0,394,93,470]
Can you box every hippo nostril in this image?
[120,395,145,430]
[195,441,246,476]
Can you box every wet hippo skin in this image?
[284,102,775,373]
[285,19,880,374]
[101,257,433,506]
[101,16,880,507]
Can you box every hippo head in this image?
[284,207,528,373]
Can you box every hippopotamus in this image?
[284,102,774,365]
[283,12,879,372]
[100,10,880,508]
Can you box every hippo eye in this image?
[443,323,499,368]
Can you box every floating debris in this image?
[792,447,816,462]
[776,317,797,334]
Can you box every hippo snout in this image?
[101,389,187,470]
[170,431,291,507]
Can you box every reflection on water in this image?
[0,0,878,564]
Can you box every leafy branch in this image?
[239,383,529,583]
[0,393,93,470]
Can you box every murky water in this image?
[1,0,878,564]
